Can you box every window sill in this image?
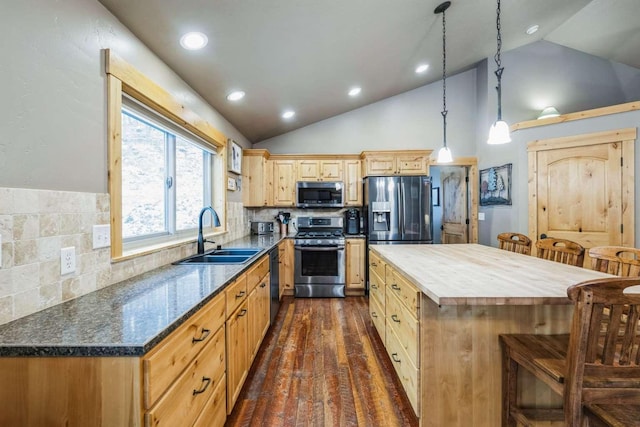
[113,230,226,263]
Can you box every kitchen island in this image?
[369,244,613,427]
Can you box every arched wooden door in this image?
[528,128,636,265]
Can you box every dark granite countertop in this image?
[0,234,288,357]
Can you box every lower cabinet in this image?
[279,239,294,296]
[368,249,421,417]
[346,238,366,295]
[0,255,274,426]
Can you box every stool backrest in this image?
[497,232,532,255]
[589,246,640,277]
[535,238,585,267]
[564,277,640,425]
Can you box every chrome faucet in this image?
[197,206,221,254]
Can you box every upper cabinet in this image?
[297,159,343,181]
[344,159,362,206]
[242,150,271,207]
[361,150,432,176]
[272,160,297,207]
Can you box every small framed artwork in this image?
[228,139,242,174]
[227,177,237,191]
[480,163,512,206]
[432,187,440,206]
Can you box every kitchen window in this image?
[121,98,215,248]
[105,49,227,260]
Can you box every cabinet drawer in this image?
[388,269,420,318]
[146,326,226,427]
[369,250,386,280]
[193,373,226,427]
[143,293,225,408]
[369,292,385,342]
[385,326,420,417]
[246,255,269,292]
[369,269,385,310]
[385,290,419,368]
[226,274,248,317]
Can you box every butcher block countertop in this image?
[370,243,613,306]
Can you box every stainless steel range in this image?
[294,216,346,298]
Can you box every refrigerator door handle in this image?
[398,180,404,237]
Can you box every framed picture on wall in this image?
[228,139,242,174]
[432,187,440,206]
[479,163,512,206]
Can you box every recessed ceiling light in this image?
[526,25,539,35]
[415,64,429,74]
[180,32,208,50]
[282,110,295,119]
[348,87,362,97]
[226,91,245,101]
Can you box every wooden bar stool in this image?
[500,277,640,427]
[589,246,640,277]
[497,232,532,255]
[535,237,585,267]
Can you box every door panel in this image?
[536,143,622,264]
[441,166,468,244]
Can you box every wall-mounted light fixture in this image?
[537,106,561,120]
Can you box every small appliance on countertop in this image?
[344,208,360,235]
[250,221,274,235]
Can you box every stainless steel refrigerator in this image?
[364,176,433,244]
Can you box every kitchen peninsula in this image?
[369,244,613,427]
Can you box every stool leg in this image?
[501,346,518,427]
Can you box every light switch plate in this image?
[60,247,76,275]
[93,224,111,249]
[478,212,485,221]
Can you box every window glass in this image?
[121,112,167,239]
[176,135,204,230]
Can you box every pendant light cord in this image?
[441,6,448,148]
[494,0,504,120]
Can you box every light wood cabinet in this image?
[345,238,365,295]
[279,239,295,297]
[344,159,362,206]
[297,159,343,181]
[272,160,297,206]
[361,150,432,177]
[247,257,270,364]
[242,149,271,207]
[368,249,421,416]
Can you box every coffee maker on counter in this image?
[344,208,360,235]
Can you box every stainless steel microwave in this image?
[296,181,344,208]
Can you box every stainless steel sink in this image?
[173,248,262,265]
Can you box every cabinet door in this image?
[297,160,320,181]
[365,154,396,176]
[396,154,428,175]
[272,160,297,206]
[226,302,248,414]
[242,154,267,207]
[247,287,261,365]
[344,159,362,206]
[258,276,270,340]
[346,239,365,295]
[320,160,343,181]
[281,239,295,296]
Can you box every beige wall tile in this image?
[13,189,39,214]
[37,236,61,263]
[0,188,15,215]
[0,214,13,242]
[13,288,42,319]
[39,282,62,309]
[1,242,13,269]
[14,239,37,266]
[39,260,60,286]
[11,263,40,293]
[13,214,39,240]
[0,296,13,325]
[40,213,60,237]
[0,269,12,298]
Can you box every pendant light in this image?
[487,0,511,144]
[435,1,453,163]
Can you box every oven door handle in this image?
[294,246,344,252]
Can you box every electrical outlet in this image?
[60,247,76,275]
[93,224,111,249]
[478,212,485,221]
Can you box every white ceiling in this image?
[97,0,640,143]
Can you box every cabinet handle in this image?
[260,282,267,288]
[192,377,211,395]
[371,262,378,267]
[371,284,378,290]
[235,291,246,299]
[391,353,401,363]
[391,284,401,291]
[192,328,211,343]
[237,308,247,317]
[372,312,378,318]
[391,314,400,323]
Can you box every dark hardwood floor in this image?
[226,296,419,427]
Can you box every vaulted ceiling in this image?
[98,0,640,143]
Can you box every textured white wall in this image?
[0,0,250,193]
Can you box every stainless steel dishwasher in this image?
[269,247,280,324]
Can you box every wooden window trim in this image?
[105,49,228,260]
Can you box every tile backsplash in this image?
[0,187,250,325]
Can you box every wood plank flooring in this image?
[226,296,418,427]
